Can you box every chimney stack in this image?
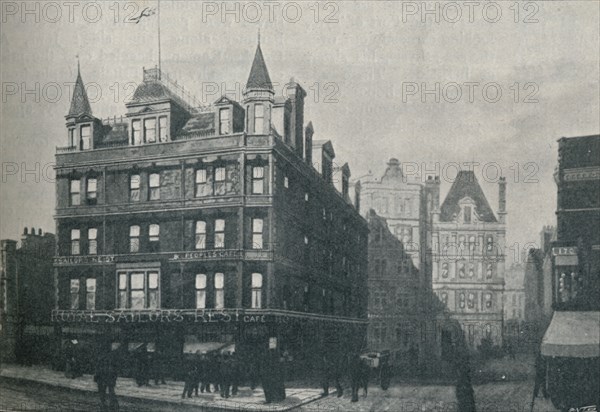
[498,177,507,223]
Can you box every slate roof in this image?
[246,44,273,91]
[67,70,92,117]
[439,171,497,222]
[180,112,215,136]
[128,80,189,109]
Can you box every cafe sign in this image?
[52,309,268,324]
[552,247,577,256]
[54,255,115,265]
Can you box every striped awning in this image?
[541,311,600,358]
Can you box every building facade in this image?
[503,262,525,322]
[541,134,599,411]
[358,159,425,269]
[430,171,506,349]
[365,210,424,370]
[52,43,369,376]
[0,228,56,364]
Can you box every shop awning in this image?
[541,311,600,358]
[183,336,231,354]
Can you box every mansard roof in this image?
[67,69,92,118]
[128,80,187,108]
[246,44,273,91]
[439,171,497,222]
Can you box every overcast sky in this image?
[1,1,599,260]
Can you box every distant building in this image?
[365,210,426,371]
[503,262,525,322]
[358,159,426,269]
[51,41,368,375]
[0,228,56,364]
[430,171,507,349]
[541,134,599,411]
[524,226,555,327]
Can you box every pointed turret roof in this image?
[440,171,497,222]
[67,65,92,117]
[246,44,273,91]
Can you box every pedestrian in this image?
[319,354,344,397]
[247,354,260,390]
[349,353,362,402]
[455,362,476,412]
[134,344,149,386]
[261,349,286,403]
[220,353,232,399]
[151,349,167,385]
[199,353,211,393]
[209,353,220,393]
[533,351,548,399]
[230,352,240,396]
[181,355,199,399]
[94,348,119,412]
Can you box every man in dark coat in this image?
[220,353,232,399]
[181,355,199,398]
[95,349,119,412]
[230,352,240,396]
[199,354,211,393]
[320,355,344,397]
[349,354,363,402]
[151,349,167,385]
[533,351,548,399]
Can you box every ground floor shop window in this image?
[117,270,159,309]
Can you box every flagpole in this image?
[157,0,161,79]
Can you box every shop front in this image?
[541,310,599,411]
[52,308,367,381]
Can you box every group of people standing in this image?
[182,351,242,399]
[133,346,167,386]
[319,353,375,403]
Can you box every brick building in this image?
[0,228,56,364]
[52,43,368,375]
[540,134,599,411]
[430,171,507,349]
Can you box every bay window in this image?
[117,270,159,309]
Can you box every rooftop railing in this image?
[143,67,213,114]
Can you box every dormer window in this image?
[144,118,156,143]
[464,206,472,223]
[132,120,142,145]
[219,108,231,135]
[254,104,264,134]
[80,125,91,150]
[159,116,168,142]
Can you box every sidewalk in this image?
[0,364,324,411]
